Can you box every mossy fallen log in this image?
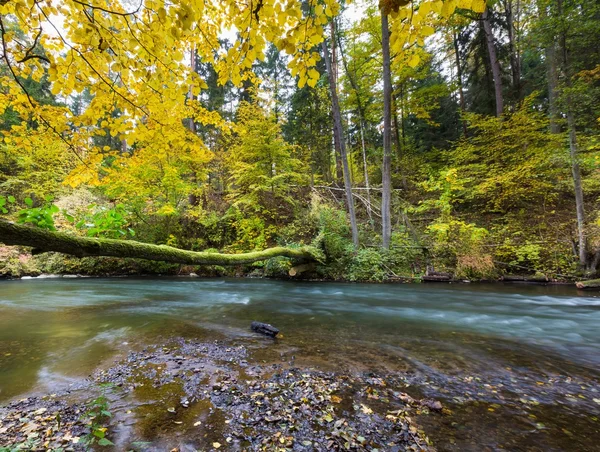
[575,279,600,290]
[0,220,323,266]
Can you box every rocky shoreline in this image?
[0,338,441,451]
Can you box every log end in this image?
[575,279,600,290]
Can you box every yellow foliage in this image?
[0,0,486,209]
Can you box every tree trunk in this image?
[567,106,586,267]
[453,31,469,137]
[546,41,561,133]
[539,0,561,127]
[482,8,504,117]
[187,47,197,133]
[358,120,373,222]
[188,47,199,206]
[336,30,373,222]
[505,0,521,101]
[0,221,323,265]
[381,10,392,249]
[327,21,343,185]
[321,38,359,247]
[392,102,407,190]
[558,0,586,267]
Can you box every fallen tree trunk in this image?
[288,263,316,277]
[0,220,323,266]
[575,279,600,290]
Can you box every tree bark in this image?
[381,10,392,249]
[546,41,561,133]
[0,220,323,265]
[358,120,373,222]
[453,31,469,137]
[504,0,521,100]
[558,0,586,267]
[321,37,359,247]
[327,21,344,185]
[188,47,199,207]
[567,106,586,267]
[482,8,504,117]
[392,101,407,190]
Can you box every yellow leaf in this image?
[470,0,487,13]
[421,25,435,37]
[408,54,420,68]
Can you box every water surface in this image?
[1,278,599,450]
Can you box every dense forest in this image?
[1,0,599,282]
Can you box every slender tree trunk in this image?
[482,8,504,117]
[358,120,373,222]
[567,108,587,267]
[392,102,407,190]
[399,83,406,145]
[558,0,586,266]
[187,48,197,133]
[453,31,469,137]
[322,38,359,247]
[187,47,198,206]
[381,10,392,249]
[327,21,343,185]
[335,29,373,222]
[546,42,561,133]
[540,0,561,133]
[505,0,521,101]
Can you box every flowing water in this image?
[1,277,599,450]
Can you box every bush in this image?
[347,248,387,282]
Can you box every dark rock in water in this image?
[251,321,279,337]
[420,399,443,411]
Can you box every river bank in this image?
[0,246,584,286]
[2,332,599,451]
[1,338,440,451]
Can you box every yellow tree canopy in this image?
[0,0,485,187]
[0,0,342,181]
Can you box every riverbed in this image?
[1,278,599,450]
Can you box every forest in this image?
[2,1,600,450]
[0,0,599,282]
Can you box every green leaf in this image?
[24,197,33,207]
[97,438,114,446]
[7,195,15,203]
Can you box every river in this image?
[1,278,599,450]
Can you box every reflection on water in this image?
[0,278,599,450]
